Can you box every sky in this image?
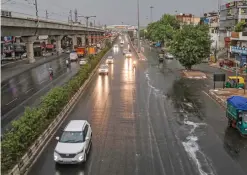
[2,0,224,26]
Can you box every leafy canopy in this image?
[169,24,211,69]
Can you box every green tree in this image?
[146,14,180,44]
[234,21,246,32]
[169,24,211,69]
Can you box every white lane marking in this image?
[25,88,33,94]
[6,98,17,105]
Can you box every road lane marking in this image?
[6,98,17,105]
[39,80,47,84]
[25,88,33,94]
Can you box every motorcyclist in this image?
[133,60,137,68]
[48,66,54,79]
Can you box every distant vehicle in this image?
[114,44,118,48]
[76,47,86,57]
[70,52,78,61]
[123,49,128,55]
[98,64,109,75]
[79,58,88,65]
[165,53,174,59]
[125,52,132,58]
[21,52,27,58]
[158,53,164,63]
[54,120,92,164]
[106,56,114,64]
[65,49,70,54]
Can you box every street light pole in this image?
[137,0,140,53]
[150,6,154,23]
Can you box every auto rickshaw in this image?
[225,76,245,89]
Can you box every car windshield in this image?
[100,65,108,69]
[108,56,113,59]
[59,131,83,143]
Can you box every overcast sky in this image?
[2,0,224,26]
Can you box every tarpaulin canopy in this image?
[227,96,247,111]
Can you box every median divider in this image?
[3,39,115,175]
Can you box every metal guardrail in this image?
[7,40,114,175]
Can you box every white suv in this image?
[54,120,92,164]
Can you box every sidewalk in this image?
[209,88,247,108]
[1,53,68,83]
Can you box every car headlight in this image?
[54,151,59,161]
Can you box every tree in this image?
[169,24,211,69]
[234,21,246,32]
[146,14,180,45]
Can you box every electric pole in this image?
[74,9,78,22]
[78,15,96,46]
[45,10,48,19]
[34,0,38,20]
[69,10,72,24]
[150,6,154,23]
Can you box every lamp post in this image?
[137,0,140,53]
[78,15,96,46]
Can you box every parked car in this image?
[54,120,92,164]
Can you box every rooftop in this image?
[64,120,87,132]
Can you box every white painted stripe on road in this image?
[39,80,47,85]
[25,88,33,94]
[6,98,17,105]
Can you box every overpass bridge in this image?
[1,15,105,63]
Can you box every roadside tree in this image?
[169,24,211,69]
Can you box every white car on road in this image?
[54,120,92,164]
[106,56,114,64]
[70,52,78,61]
[125,52,132,58]
[123,49,128,55]
[98,64,109,75]
[79,58,88,65]
[165,53,174,59]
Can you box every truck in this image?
[76,47,86,57]
[87,47,96,55]
[226,96,247,137]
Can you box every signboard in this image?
[231,46,247,55]
[38,35,48,40]
[237,1,247,7]
[231,32,239,38]
[46,44,54,49]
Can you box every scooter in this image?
[133,61,137,68]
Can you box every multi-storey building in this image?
[219,0,247,57]
[176,13,200,26]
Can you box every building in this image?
[201,12,220,50]
[219,1,247,54]
[176,13,200,26]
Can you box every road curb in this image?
[208,90,227,108]
[7,44,114,175]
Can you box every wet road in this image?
[28,36,247,175]
[1,57,80,132]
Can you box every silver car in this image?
[98,64,109,75]
[106,56,114,64]
[54,120,92,164]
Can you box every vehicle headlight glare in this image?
[54,155,58,161]
[78,156,83,161]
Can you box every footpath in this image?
[1,53,68,83]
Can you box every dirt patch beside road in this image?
[209,88,247,108]
[182,70,207,79]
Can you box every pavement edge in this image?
[8,46,114,175]
[208,90,227,108]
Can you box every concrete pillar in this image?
[54,35,63,54]
[93,34,96,44]
[16,37,21,44]
[22,36,36,63]
[81,35,86,46]
[68,35,77,49]
[88,35,92,46]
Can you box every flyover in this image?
[1,16,105,63]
